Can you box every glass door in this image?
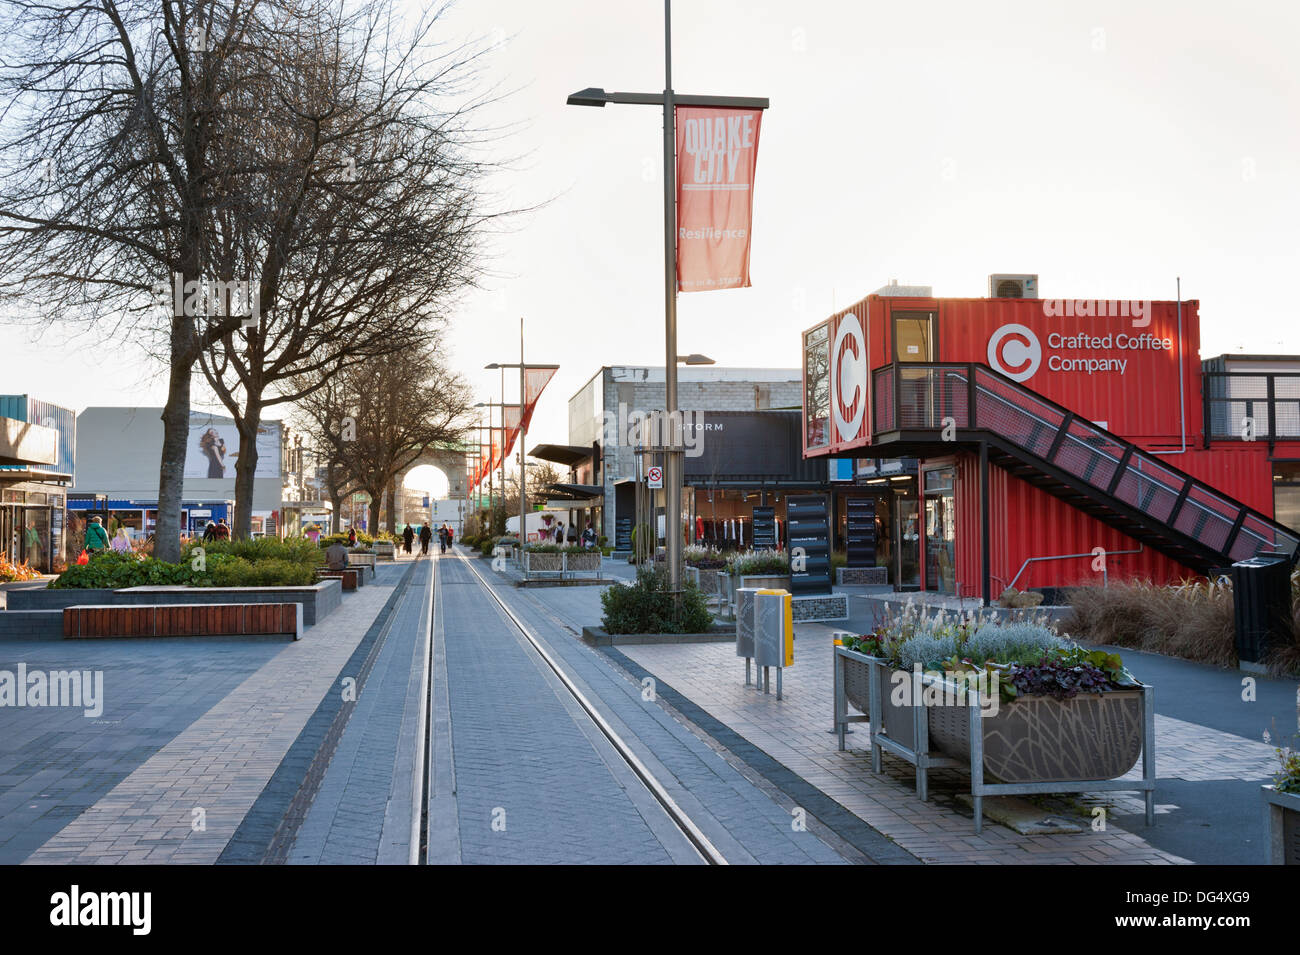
[924,467,956,594]
[897,490,921,590]
[893,311,938,428]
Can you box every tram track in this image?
[418,549,728,865]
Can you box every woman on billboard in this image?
[198,428,227,478]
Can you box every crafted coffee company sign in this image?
[987,322,1174,382]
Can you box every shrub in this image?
[897,634,959,670]
[1061,579,1241,670]
[600,568,714,635]
[48,550,208,589]
[192,536,319,567]
[0,553,40,583]
[210,556,315,587]
[320,531,375,548]
[965,622,1067,664]
[479,537,497,557]
[725,549,788,576]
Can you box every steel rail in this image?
[446,550,728,865]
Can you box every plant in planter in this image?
[1262,722,1300,864]
[600,567,713,635]
[838,601,1146,784]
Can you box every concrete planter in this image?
[1263,786,1300,864]
[581,625,733,647]
[8,580,341,626]
[373,541,396,561]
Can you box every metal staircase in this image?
[869,362,1300,574]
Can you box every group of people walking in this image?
[401,521,455,557]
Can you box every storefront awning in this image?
[543,482,603,499]
[529,444,595,467]
[0,467,73,485]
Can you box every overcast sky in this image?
[6,0,1298,489]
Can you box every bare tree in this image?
[0,0,333,559]
[0,0,502,559]
[295,343,473,532]
[197,3,493,537]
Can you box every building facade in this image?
[0,395,75,573]
[801,283,1300,598]
[72,406,289,539]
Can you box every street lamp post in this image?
[568,1,767,591]
[487,323,558,554]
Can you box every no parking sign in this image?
[646,466,663,489]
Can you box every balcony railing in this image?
[1203,372,1300,441]
[871,362,1300,564]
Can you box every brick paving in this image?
[286,561,431,864]
[21,562,413,865]
[612,626,1296,864]
[460,549,871,864]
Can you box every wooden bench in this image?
[316,568,361,591]
[63,603,302,640]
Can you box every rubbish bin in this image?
[1231,553,1294,666]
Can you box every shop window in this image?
[804,324,830,448]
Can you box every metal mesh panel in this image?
[1172,485,1238,553]
[973,369,1063,458]
[873,367,894,432]
[1053,419,1124,490]
[1231,513,1300,561]
[1112,454,1183,523]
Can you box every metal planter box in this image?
[926,689,1145,783]
[1263,786,1300,865]
[832,654,1156,833]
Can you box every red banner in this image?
[675,106,762,293]
[520,367,557,433]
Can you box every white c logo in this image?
[831,313,866,441]
[987,324,1042,382]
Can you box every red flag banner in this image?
[675,106,762,293]
[501,404,523,462]
[521,367,557,432]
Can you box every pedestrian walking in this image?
[84,516,110,554]
[554,520,565,546]
[581,522,597,550]
[110,527,133,554]
[419,522,432,556]
[347,527,358,548]
[213,520,231,541]
[203,521,217,543]
[403,523,415,554]
[437,525,448,554]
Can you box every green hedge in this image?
[600,568,714,635]
[50,537,321,589]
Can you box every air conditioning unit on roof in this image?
[988,274,1039,298]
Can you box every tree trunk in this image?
[232,397,262,539]
[155,330,195,563]
[368,487,382,535]
[386,479,397,532]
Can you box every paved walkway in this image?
[486,561,1297,864]
[285,561,432,864]
[21,562,413,864]
[450,547,899,864]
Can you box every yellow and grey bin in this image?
[742,588,793,699]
